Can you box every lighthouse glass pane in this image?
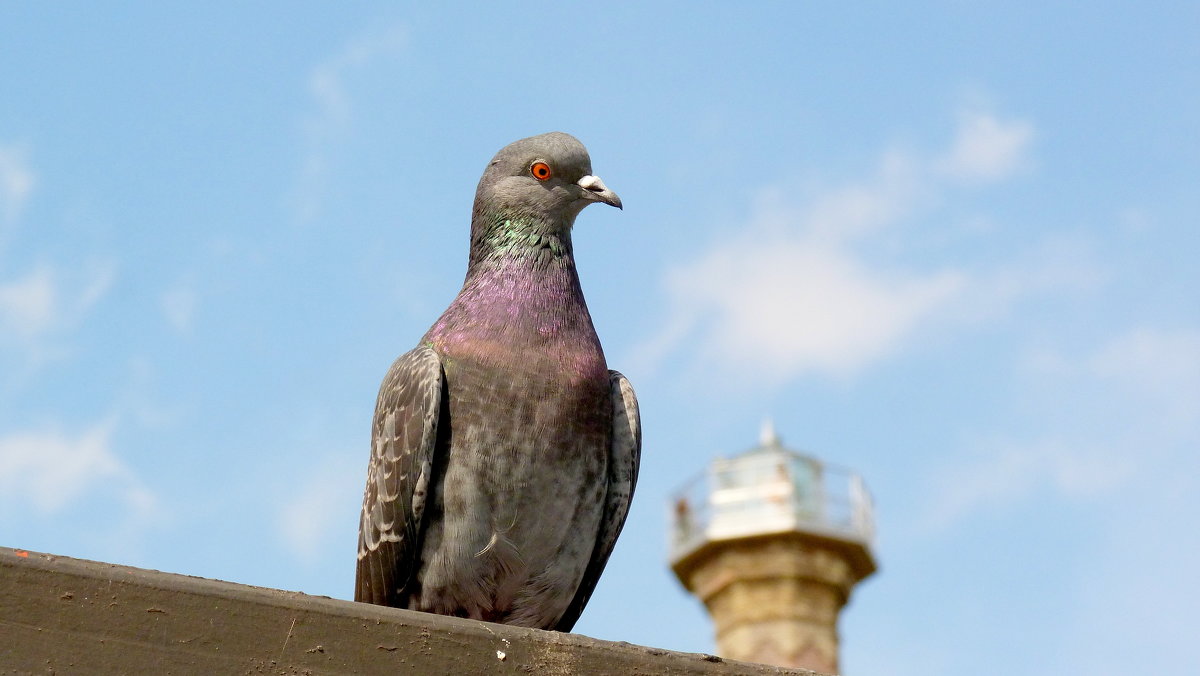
[668,449,875,564]
[707,451,820,539]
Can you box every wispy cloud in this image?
[276,456,361,563]
[1087,327,1200,421]
[936,109,1034,184]
[293,24,407,222]
[0,262,115,345]
[949,232,1104,325]
[161,282,197,334]
[636,107,1040,384]
[1023,326,1200,432]
[0,262,116,394]
[0,147,115,348]
[0,420,157,518]
[922,439,1133,532]
[0,143,35,226]
[924,325,1199,531]
[0,265,56,339]
[656,202,966,381]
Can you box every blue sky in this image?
[2,3,1197,674]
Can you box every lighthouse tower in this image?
[668,422,877,673]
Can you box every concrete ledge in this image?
[0,547,820,675]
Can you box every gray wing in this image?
[554,370,642,631]
[355,345,445,607]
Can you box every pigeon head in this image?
[473,132,622,228]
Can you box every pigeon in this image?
[355,132,641,632]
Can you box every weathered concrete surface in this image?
[0,548,821,675]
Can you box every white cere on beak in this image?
[578,175,606,192]
[576,174,622,209]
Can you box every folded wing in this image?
[355,346,445,607]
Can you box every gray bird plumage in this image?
[356,132,640,631]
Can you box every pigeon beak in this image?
[577,175,623,210]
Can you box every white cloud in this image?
[305,26,404,129]
[1023,326,1200,432]
[277,457,362,562]
[0,143,35,225]
[1088,327,1200,430]
[925,325,1199,532]
[75,262,116,312]
[1057,441,1200,674]
[0,421,157,517]
[294,24,407,221]
[937,109,1034,183]
[922,439,1133,532]
[1089,327,1200,393]
[662,223,965,381]
[637,107,1037,383]
[0,262,115,345]
[796,150,927,243]
[0,266,56,339]
[949,233,1104,325]
[0,263,115,393]
[161,284,196,333]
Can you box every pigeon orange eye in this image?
[531,162,552,181]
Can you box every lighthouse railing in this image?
[668,450,874,564]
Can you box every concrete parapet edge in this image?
[0,547,823,675]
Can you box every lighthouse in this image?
[668,421,877,672]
